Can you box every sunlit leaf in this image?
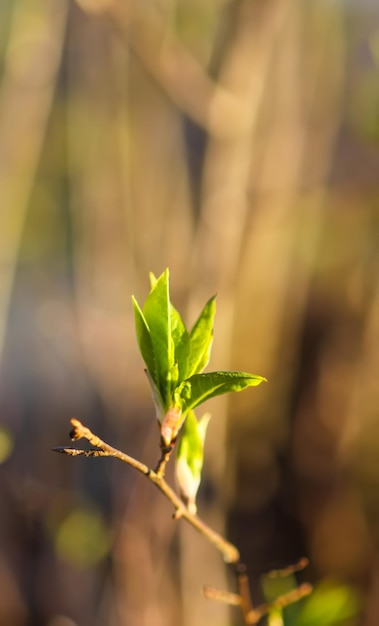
[170,302,190,384]
[141,269,173,409]
[132,296,156,381]
[133,269,266,428]
[187,296,216,377]
[179,371,267,414]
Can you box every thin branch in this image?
[236,562,255,623]
[53,447,111,457]
[203,582,313,624]
[154,437,175,477]
[246,583,313,624]
[53,418,312,625]
[202,586,241,606]
[53,418,240,564]
[203,583,312,624]
[267,557,309,579]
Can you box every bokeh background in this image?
[1,0,379,625]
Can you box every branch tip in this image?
[202,585,241,606]
[52,446,85,456]
[69,418,84,440]
[52,446,68,454]
[267,556,310,579]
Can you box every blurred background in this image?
[0,0,379,625]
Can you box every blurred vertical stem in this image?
[236,0,347,379]
[231,0,347,501]
[182,3,290,625]
[0,0,67,364]
[66,8,194,625]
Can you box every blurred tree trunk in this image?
[0,0,67,365]
[228,0,347,575]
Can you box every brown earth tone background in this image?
[1,1,379,625]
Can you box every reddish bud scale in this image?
[160,406,182,446]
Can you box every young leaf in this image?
[179,371,267,414]
[176,410,211,513]
[149,272,158,288]
[170,303,190,385]
[142,269,173,408]
[145,369,165,420]
[132,296,156,381]
[187,296,216,377]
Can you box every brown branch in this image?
[53,418,239,564]
[154,437,175,477]
[236,562,255,623]
[267,557,309,579]
[202,563,255,619]
[202,586,241,606]
[246,583,313,624]
[53,418,312,624]
[203,582,312,624]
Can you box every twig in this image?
[202,586,241,606]
[154,437,175,477]
[202,562,256,620]
[203,582,313,624]
[236,562,255,623]
[53,419,312,625]
[53,418,239,564]
[267,557,309,579]
[246,583,313,624]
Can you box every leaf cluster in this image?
[132,268,266,509]
[133,269,265,433]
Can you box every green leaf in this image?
[149,271,158,288]
[176,410,211,513]
[296,581,362,626]
[187,296,216,377]
[179,371,267,414]
[133,269,190,413]
[142,269,174,409]
[170,303,190,385]
[145,369,165,418]
[133,269,267,424]
[132,296,156,381]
